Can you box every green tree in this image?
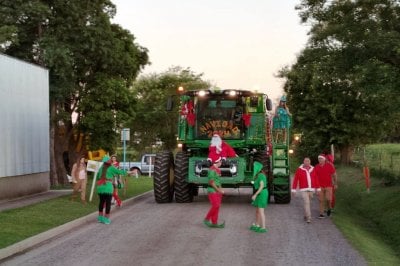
[0,0,148,184]
[281,0,400,163]
[130,67,210,154]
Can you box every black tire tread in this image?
[174,151,193,203]
[153,151,174,203]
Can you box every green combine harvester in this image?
[153,88,291,204]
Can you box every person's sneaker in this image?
[327,209,332,217]
[249,224,260,231]
[211,221,225,228]
[306,218,311,223]
[203,219,212,227]
[318,214,325,219]
[256,228,268,233]
[103,217,111,225]
[97,215,104,223]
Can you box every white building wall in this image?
[0,54,49,178]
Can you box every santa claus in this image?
[208,133,237,163]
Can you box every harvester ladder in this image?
[271,119,291,202]
[265,116,273,155]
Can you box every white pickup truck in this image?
[119,154,156,176]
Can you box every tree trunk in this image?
[68,130,87,172]
[50,99,90,185]
[50,102,72,185]
[49,102,59,186]
[339,144,353,165]
[54,131,67,184]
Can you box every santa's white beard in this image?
[210,136,222,153]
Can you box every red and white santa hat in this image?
[318,154,326,160]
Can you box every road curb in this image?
[0,191,153,261]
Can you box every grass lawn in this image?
[0,177,153,249]
[333,166,400,265]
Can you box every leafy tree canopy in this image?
[281,0,400,163]
[0,0,148,182]
[129,67,210,154]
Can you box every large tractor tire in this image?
[254,150,272,203]
[273,177,291,204]
[153,151,174,203]
[174,151,193,203]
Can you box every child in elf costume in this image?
[203,154,225,228]
[96,155,133,224]
[249,161,268,233]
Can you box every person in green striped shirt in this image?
[96,155,135,224]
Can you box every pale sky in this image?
[112,0,310,101]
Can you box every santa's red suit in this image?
[208,134,237,161]
[291,165,320,192]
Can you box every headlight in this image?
[230,164,237,174]
[195,164,202,175]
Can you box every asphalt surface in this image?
[0,189,367,266]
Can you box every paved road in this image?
[2,189,366,266]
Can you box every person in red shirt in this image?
[314,154,338,218]
[323,152,336,211]
[111,155,123,207]
[291,157,320,223]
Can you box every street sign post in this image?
[121,128,130,171]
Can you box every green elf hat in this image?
[253,161,263,178]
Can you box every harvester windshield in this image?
[196,97,245,139]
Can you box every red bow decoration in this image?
[187,113,196,126]
[181,100,195,126]
[180,101,193,116]
[242,114,252,127]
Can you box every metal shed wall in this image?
[0,54,50,198]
